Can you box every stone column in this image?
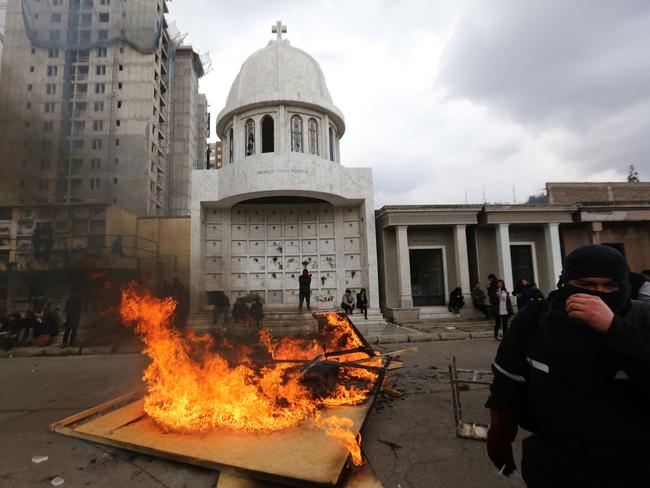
[495,223,514,292]
[453,225,471,293]
[395,225,413,308]
[544,223,563,290]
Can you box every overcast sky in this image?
[168,0,650,207]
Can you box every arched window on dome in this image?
[245,118,255,157]
[328,126,335,162]
[308,118,318,156]
[261,115,274,153]
[228,127,234,163]
[291,115,304,153]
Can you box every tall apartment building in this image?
[168,47,207,215]
[0,0,206,217]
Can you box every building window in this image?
[38,180,49,191]
[95,83,105,94]
[94,101,104,112]
[98,30,109,40]
[261,115,274,153]
[97,47,107,58]
[98,13,109,22]
[244,118,255,156]
[48,48,59,58]
[290,115,303,152]
[90,178,101,190]
[47,66,58,76]
[46,83,56,95]
[44,102,55,113]
[90,158,101,170]
[51,13,62,23]
[93,120,103,131]
[92,139,102,150]
[329,126,335,162]
[96,65,106,75]
[228,127,234,163]
[308,118,318,155]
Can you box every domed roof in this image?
[215,39,345,138]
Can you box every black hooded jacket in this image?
[486,293,650,487]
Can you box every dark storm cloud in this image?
[439,0,650,175]
[441,0,650,126]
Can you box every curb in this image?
[369,330,495,344]
[0,329,496,358]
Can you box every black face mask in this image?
[561,284,631,315]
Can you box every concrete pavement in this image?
[0,339,525,488]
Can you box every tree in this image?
[526,191,549,204]
[627,165,640,183]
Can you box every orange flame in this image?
[119,284,378,465]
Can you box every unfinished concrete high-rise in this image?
[0,0,207,217]
[168,47,207,216]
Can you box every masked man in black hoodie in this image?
[485,244,650,488]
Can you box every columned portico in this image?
[495,223,514,291]
[395,225,413,308]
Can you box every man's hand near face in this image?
[565,293,614,333]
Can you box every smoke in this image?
[0,62,58,205]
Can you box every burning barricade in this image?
[52,284,388,487]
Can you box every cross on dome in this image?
[272,20,287,41]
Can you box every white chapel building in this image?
[189,24,379,312]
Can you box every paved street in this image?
[0,338,526,488]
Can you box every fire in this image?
[119,284,380,465]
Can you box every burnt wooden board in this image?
[51,392,374,488]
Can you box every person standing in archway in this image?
[298,269,312,312]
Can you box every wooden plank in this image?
[49,390,142,433]
[216,463,384,488]
[74,399,145,437]
[54,399,372,488]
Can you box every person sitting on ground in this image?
[0,313,15,351]
[357,289,369,319]
[248,296,264,328]
[232,298,249,323]
[33,311,52,347]
[341,289,356,315]
[18,310,36,346]
[448,287,465,314]
[630,272,650,303]
[471,282,490,318]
